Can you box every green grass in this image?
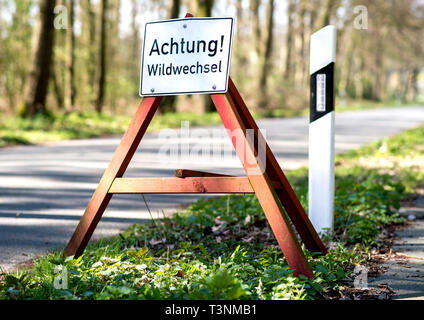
[1,117,423,300]
[1,100,417,148]
[253,99,419,119]
[0,111,222,148]
[0,112,131,148]
[335,99,418,112]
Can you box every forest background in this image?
[0,0,423,122]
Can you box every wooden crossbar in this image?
[109,177,282,194]
[174,169,232,178]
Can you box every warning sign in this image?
[139,17,234,96]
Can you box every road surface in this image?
[1,106,424,270]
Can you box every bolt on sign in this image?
[139,17,234,96]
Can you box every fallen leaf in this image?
[175,270,186,277]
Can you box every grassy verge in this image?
[0,111,223,148]
[0,101,416,148]
[1,124,423,300]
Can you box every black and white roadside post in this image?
[308,25,336,236]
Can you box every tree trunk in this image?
[401,69,412,103]
[298,0,308,84]
[412,67,419,102]
[338,28,356,102]
[315,0,337,31]
[309,0,318,34]
[373,37,383,101]
[233,0,248,85]
[52,65,65,109]
[284,0,295,81]
[168,0,180,19]
[355,54,365,99]
[197,0,215,113]
[188,0,198,15]
[161,0,181,113]
[130,0,139,71]
[86,0,97,93]
[9,0,32,112]
[67,0,76,110]
[24,0,56,116]
[197,0,214,17]
[250,0,261,59]
[95,0,107,113]
[108,0,121,113]
[260,0,274,91]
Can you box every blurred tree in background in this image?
[0,0,424,118]
[23,0,56,116]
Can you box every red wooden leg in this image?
[64,97,163,257]
[211,92,314,278]
[227,78,327,255]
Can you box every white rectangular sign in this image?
[139,17,234,96]
[316,74,326,112]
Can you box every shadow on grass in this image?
[0,135,31,147]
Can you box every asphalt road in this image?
[1,106,424,270]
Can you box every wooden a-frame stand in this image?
[64,78,326,278]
